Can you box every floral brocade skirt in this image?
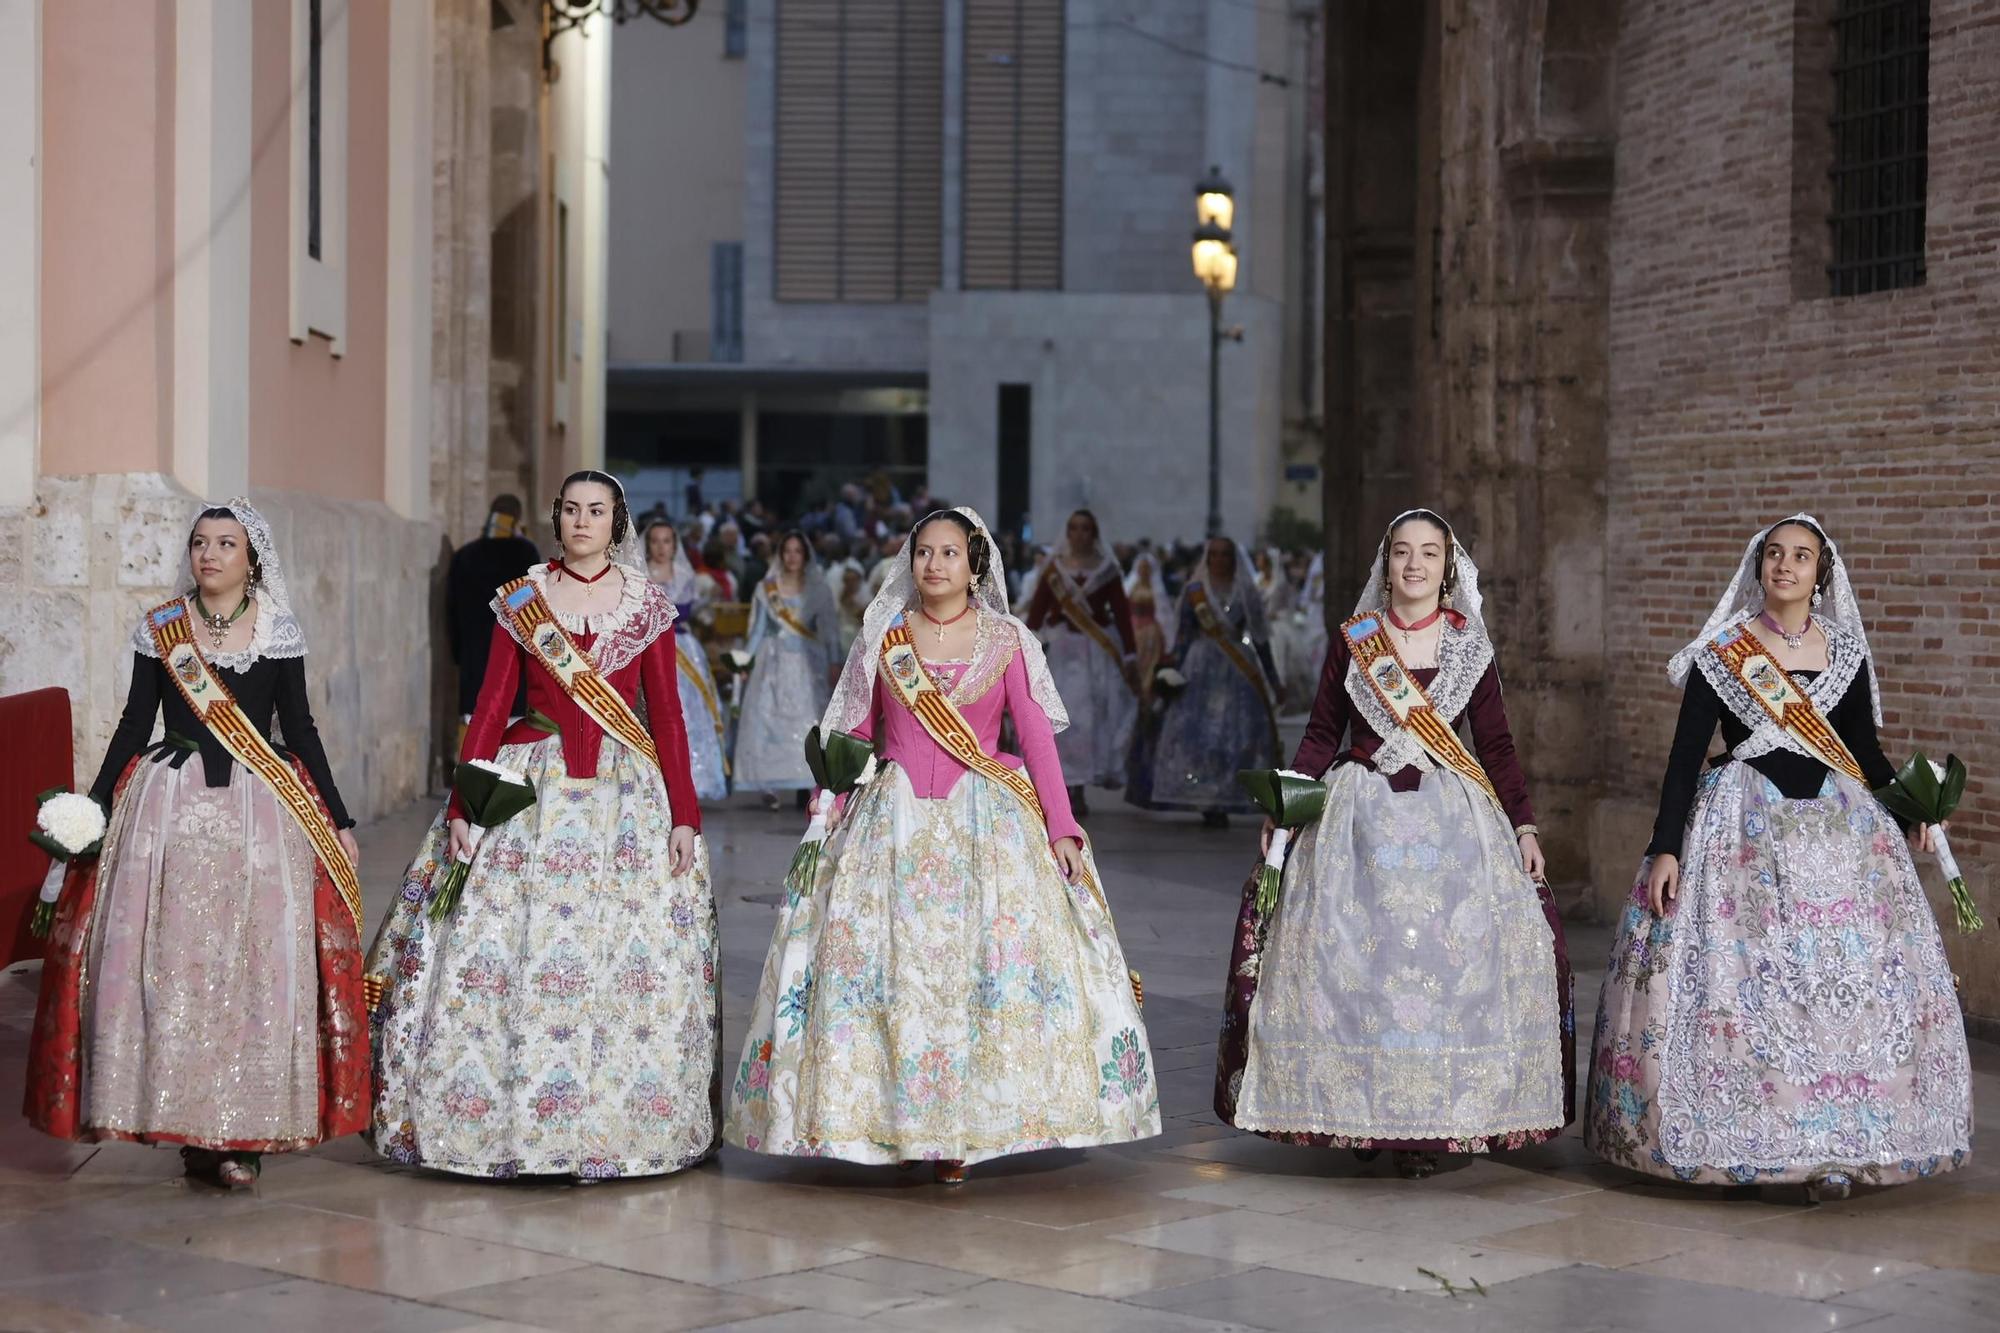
[733,636,828,792]
[1586,763,1972,1186]
[1216,764,1572,1152]
[1043,626,1136,789]
[366,734,720,1178]
[25,754,368,1152]
[726,763,1160,1165]
[1150,638,1278,812]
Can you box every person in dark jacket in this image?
[447,495,541,718]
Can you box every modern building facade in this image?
[609,0,1326,544]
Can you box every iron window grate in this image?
[1827,0,1929,296]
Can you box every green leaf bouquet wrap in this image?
[785,727,877,895]
[1874,751,1979,932]
[1235,768,1329,917]
[429,758,538,921]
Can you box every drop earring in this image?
[1811,588,1823,608]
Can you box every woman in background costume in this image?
[644,517,729,801]
[1025,509,1139,813]
[734,530,840,808]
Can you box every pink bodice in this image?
[835,645,1082,847]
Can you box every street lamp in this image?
[1190,166,1237,538]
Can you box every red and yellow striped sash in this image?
[1190,583,1279,757]
[1342,611,1503,810]
[497,578,659,769]
[1709,623,1864,782]
[1048,566,1134,691]
[146,600,363,929]
[880,619,1045,823]
[762,579,818,641]
[675,638,730,775]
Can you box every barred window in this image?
[1827,0,1928,297]
[774,0,945,303]
[962,0,1064,290]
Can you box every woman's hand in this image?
[1647,853,1680,916]
[1052,836,1085,883]
[1519,832,1546,885]
[447,817,474,863]
[669,825,697,876]
[811,789,845,833]
[1260,815,1278,858]
[337,827,361,868]
[1910,821,1946,855]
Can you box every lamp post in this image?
[1190,166,1237,538]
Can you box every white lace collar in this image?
[1343,616,1495,777]
[1693,612,1867,763]
[132,593,307,671]
[524,560,647,637]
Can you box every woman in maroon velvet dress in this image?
[1023,509,1139,814]
[1214,510,1572,1178]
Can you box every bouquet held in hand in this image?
[27,789,107,938]
[1874,751,1978,933]
[785,727,877,895]
[1236,769,1328,916]
[430,759,538,921]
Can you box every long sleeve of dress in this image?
[1107,579,1138,657]
[1169,598,1199,669]
[825,685,880,818]
[448,621,523,822]
[89,654,163,808]
[745,590,771,658]
[638,628,703,832]
[1023,576,1055,631]
[1832,673,1908,832]
[1290,634,1352,780]
[1647,673,1725,858]
[1004,650,1085,847]
[1465,663,1535,831]
[275,656,355,828]
[1255,640,1280,690]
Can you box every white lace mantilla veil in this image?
[134,497,308,665]
[820,506,1069,737]
[1666,511,1882,725]
[1186,538,1272,646]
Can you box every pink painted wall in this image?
[248,0,388,501]
[38,2,175,476]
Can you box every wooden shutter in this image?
[962,0,1063,290]
[775,0,944,303]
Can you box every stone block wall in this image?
[1604,0,2000,1016]
[0,475,442,823]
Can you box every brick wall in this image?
[1604,0,2000,1015]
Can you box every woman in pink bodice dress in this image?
[726,507,1159,1183]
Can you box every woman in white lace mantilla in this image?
[25,500,366,1190]
[367,471,719,1179]
[1216,511,1571,1179]
[726,508,1159,1183]
[1150,536,1283,824]
[1022,508,1140,810]
[734,529,841,807]
[1586,515,1971,1198]
[642,516,729,802]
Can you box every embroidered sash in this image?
[1342,611,1503,811]
[1189,584,1279,757]
[146,600,362,929]
[761,579,817,641]
[1707,623,1864,782]
[496,578,659,769]
[1048,564,1135,693]
[675,637,730,775]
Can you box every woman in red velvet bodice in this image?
[727,508,1159,1184]
[366,472,719,1181]
[1215,510,1572,1178]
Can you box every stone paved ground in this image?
[2,790,1996,1332]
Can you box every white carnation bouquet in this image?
[28,789,107,938]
